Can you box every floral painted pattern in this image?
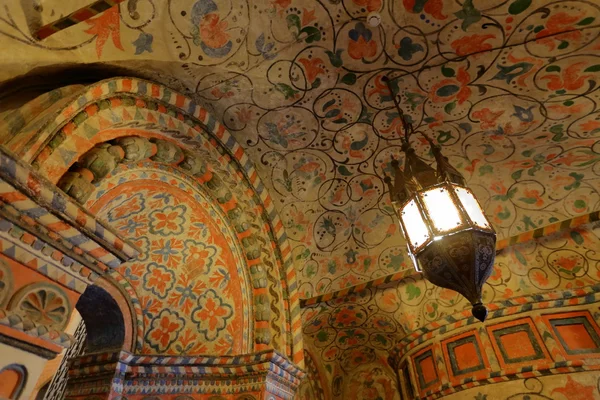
[192,289,233,341]
[146,309,185,352]
[13,285,70,330]
[149,205,187,236]
[91,178,243,355]
[142,263,175,299]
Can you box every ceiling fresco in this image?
[1,0,600,299]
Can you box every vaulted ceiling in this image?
[1,0,599,300]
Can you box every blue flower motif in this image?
[349,22,372,42]
[152,239,181,264]
[397,37,424,61]
[133,32,153,55]
[512,105,535,122]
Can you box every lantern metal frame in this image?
[393,181,494,259]
[382,75,497,322]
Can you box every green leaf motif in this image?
[570,231,584,245]
[442,65,456,77]
[514,249,527,265]
[508,0,532,15]
[338,165,353,176]
[512,169,523,180]
[564,172,584,190]
[301,26,321,43]
[437,130,454,144]
[549,124,567,142]
[479,165,493,176]
[325,49,344,68]
[519,197,537,204]
[341,73,357,85]
[545,65,561,73]
[574,199,586,209]
[584,65,600,72]
[323,99,336,111]
[578,17,595,26]
[274,83,298,99]
[454,0,482,31]
[286,14,301,32]
[444,101,457,114]
[498,207,511,220]
[406,283,421,300]
[483,144,495,155]
[324,109,341,119]
[316,330,330,343]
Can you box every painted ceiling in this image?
[1,0,600,301]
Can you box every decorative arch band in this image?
[13,77,302,363]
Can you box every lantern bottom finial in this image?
[472,303,488,322]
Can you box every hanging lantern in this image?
[383,76,496,322]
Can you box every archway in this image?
[2,76,304,399]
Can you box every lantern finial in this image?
[472,303,488,322]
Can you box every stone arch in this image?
[10,77,302,362]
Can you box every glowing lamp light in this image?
[383,77,496,322]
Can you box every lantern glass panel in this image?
[401,199,430,249]
[454,187,490,229]
[421,187,462,233]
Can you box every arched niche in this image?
[7,77,302,363]
[0,364,28,399]
[76,285,125,353]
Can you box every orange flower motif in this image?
[154,211,179,231]
[536,12,584,51]
[430,67,472,105]
[547,103,586,115]
[439,288,456,301]
[197,297,229,330]
[272,0,291,9]
[472,108,505,130]
[298,57,326,84]
[200,14,230,48]
[349,36,377,60]
[147,267,170,294]
[348,23,378,60]
[403,0,446,20]
[523,188,544,206]
[490,180,507,195]
[235,107,253,124]
[540,62,593,91]
[555,256,579,272]
[531,270,549,287]
[451,34,495,56]
[84,6,124,58]
[551,376,596,400]
[579,120,600,132]
[150,315,181,348]
[352,0,382,12]
[302,8,317,26]
[192,290,233,340]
